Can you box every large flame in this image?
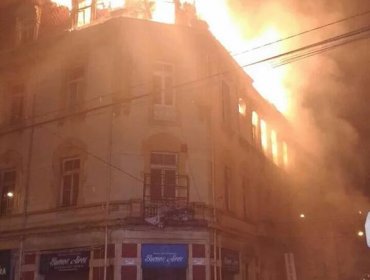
[50,0,289,114]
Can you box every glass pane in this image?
[153,75,162,104]
[150,153,162,165]
[150,169,162,200]
[164,77,173,105]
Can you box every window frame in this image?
[66,65,85,111]
[60,157,81,207]
[149,152,178,200]
[152,62,175,107]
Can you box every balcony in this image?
[142,173,209,227]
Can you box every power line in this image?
[230,9,370,57]
[241,25,370,68]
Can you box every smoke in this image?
[222,0,370,277]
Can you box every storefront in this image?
[221,248,240,280]
[141,244,188,280]
[0,250,11,280]
[39,250,90,280]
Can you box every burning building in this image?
[0,0,340,280]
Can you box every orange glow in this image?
[51,0,72,9]
[282,141,288,167]
[271,130,278,164]
[49,0,290,113]
[260,119,268,152]
[194,2,289,114]
[238,98,246,116]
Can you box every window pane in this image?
[150,169,162,200]
[164,77,173,105]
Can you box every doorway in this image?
[142,267,186,280]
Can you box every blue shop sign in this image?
[141,244,188,268]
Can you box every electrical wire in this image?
[230,9,370,57]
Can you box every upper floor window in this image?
[282,141,289,167]
[238,98,246,117]
[221,81,231,125]
[149,152,177,200]
[10,85,25,123]
[153,63,174,106]
[271,129,278,164]
[61,158,81,207]
[0,169,16,216]
[251,111,260,146]
[260,119,268,153]
[66,65,85,111]
[76,0,93,27]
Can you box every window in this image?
[221,81,231,125]
[0,170,16,215]
[271,130,278,164]
[66,66,85,111]
[224,166,231,211]
[282,141,289,167]
[76,0,92,27]
[61,158,80,207]
[149,152,177,200]
[10,85,24,123]
[18,21,36,44]
[260,119,268,153]
[238,98,246,116]
[153,63,174,106]
[251,111,260,146]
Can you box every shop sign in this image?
[141,244,188,268]
[39,250,90,274]
[221,248,239,273]
[0,250,11,280]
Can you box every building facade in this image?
[0,1,307,280]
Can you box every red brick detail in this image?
[93,244,115,259]
[24,253,36,265]
[121,266,137,280]
[192,244,205,258]
[92,266,114,280]
[193,265,206,280]
[122,243,137,258]
[21,271,34,280]
[210,246,219,259]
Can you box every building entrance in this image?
[142,268,186,280]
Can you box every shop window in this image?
[149,152,177,200]
[193,265,206,280]
[153,62,174,106]
[93,266,114,280]
[24,253,36,265]
[66,65,85,111]
[224,166,231,211]
[121,266,137,280]
[0,169,16,216]
[122,243,137,258]
[21,271,34,280]
[93,244,115,259]
[192,244,205,258]
[60,158,80,207]
[9,85,24,124]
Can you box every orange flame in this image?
[50,0,289,114]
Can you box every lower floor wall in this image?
[0,227,284,280]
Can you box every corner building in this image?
[0,1,301,280]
